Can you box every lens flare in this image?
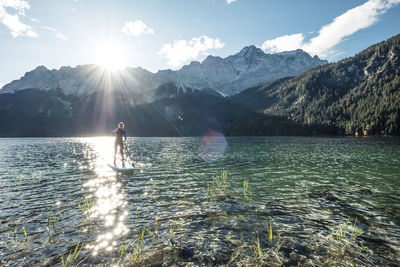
[199,130,227,162]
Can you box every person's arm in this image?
[112,128,117,133]
[123,131,127,142]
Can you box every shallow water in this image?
[0,136,399,266]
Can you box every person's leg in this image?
[114,142,117,164]
[120,142,125,161]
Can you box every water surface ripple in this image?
[0,137,399,266]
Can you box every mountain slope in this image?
[231,34,400,135]
[0,87,329,137]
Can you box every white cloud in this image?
[159,35,225,68]
[41,26,68,41]
[226,0,237,4]
[261,33,305,53]
[121,20,154,37]
[262,0,400,58]
[30,17,39,23]
[0,0,37,37]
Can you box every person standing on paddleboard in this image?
[113,122,127,165]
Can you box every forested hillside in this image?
[232,34,400,135]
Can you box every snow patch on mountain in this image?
[1,46,327,97]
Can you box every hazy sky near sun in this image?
[0,0,400,87]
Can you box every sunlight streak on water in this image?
[82,137,129,255]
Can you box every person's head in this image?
[118,122,125,129]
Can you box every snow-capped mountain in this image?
[171,46,327,95]
[0,46,327,98]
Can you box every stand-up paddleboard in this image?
[108,163,136,173]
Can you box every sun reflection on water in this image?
[81,137,130,255]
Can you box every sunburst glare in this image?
[94,42,126,71]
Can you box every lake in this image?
[0,136,399,266]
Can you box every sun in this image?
[94,43,126,71]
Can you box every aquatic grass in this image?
[267,220,273,242]
[140,227,146,251]
[153,179,157,190]
[207,171,231,200]
[275,240,285,253]
[61,241,86,267]
[61,250,72,267]
[78,196,96,224]
[248,231,285,266]
[168,218,182,247]
[343,219,350,238]
[243,178,249,194]
[48,209,63,233]
[330,218,364,242]
[243,178,252,202]
[23,227,28,241]
[350,218,364,240]
[133,243,140,263]
[155,215,159,233]
[13,225,17,240]
[326,218,373,264]
[120,241,130,260]
[78,197,95,214]
[360,242,369,254]
[73,241,84,261]
[256,235,262,260]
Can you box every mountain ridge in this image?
[0,46,327,99]
[0,34,398,137]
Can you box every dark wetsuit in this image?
[114,128,127,155]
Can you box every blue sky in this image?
[0,0,399,87]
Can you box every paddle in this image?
[124,142,135,167]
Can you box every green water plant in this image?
[326,217,371,264]
[73,241,84,261]
[168,218,182,247]
[359,242,369,254]
[61,250,72,267]
[120,241,130,260]
[243,178,251,202]
[13,225,17,240]
[243,178,249,193]
[207,171,230,199]
[78,197,96,222]
[140,227,146,251]
[350,218,364,240]
[275,240,285,254]
[153,179,157,190]
[155,215,159,233]
[267,220,273,242]
[250,227,285,266]
[330,218,364,242]
[23,227,28,241]
[48,209,63,233]
[133,243,140,263]
[61,241,86,267]
[256,235,262,260]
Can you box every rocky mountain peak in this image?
[1,45,327,97]
[32,65,49,72]
[235,45,265,60]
